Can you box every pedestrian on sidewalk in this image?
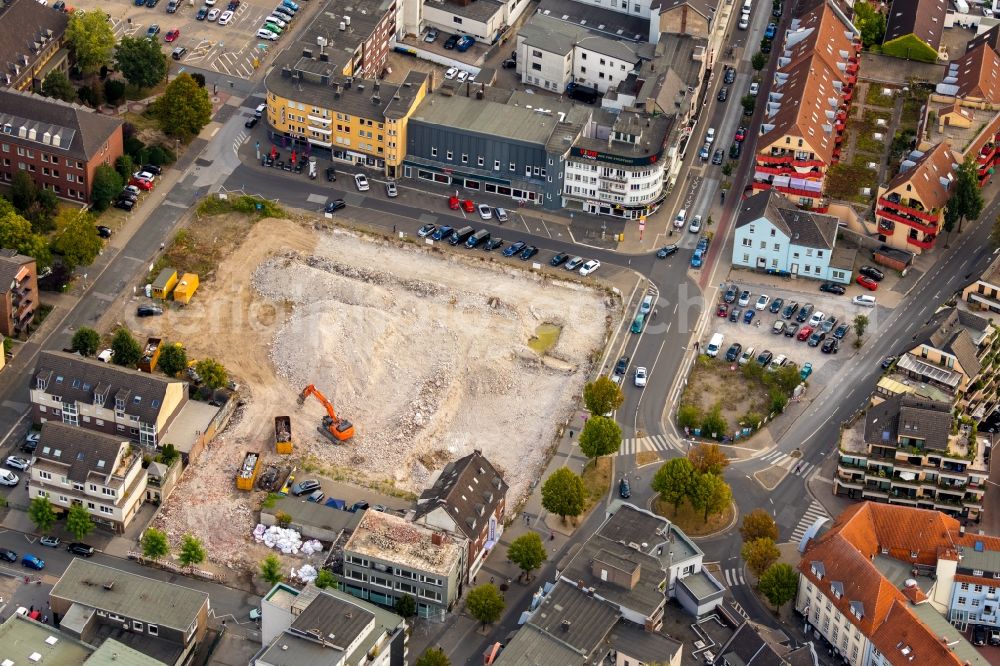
[490,576,494,585]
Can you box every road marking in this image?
[723,567,746,587]
[617,434,677,456]
[789,500,829,544]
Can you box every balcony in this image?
[979,142,997,164]
[836,474,864,489]
[863,486,890,499]
[906,234,936,250]
[753,181,826,201]
[759,152,827,169]
[877,209,938,235]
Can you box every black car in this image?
[550,252,569,266]
[784,322,799,337]
[729,142,742,159]
[729,307,743,323]
[717,87,728,102]
[227,0,240,8]
[881,355,897,369]
[137,305,163,317]
[52,0,65,9]
[142,164,162,176]
[245,116,258,128]
[196,6,208,18]
[657,244,678,258]
[0,548,16,562]
[67,542,95,557]
[114,199,135,211]
[859,265,885,281]
[795,303,814,323]
[725,343,742,362]
[145,0,159,7]
[819,282,845,295]
[973,624,987,646]
[325,166,336,182]
[502,241,526,257]
[723,284,740,304]
[443,34,460,49]
[96,225,112,238]
[519,245,538,261]
[119,189,138,202]
[618,478,631,498]
[807,331,825,347]
[821,338,839,354]
[820,316,838,334]
[724,66,736,84]
[833,323,849,339]
[483,238,503,251]
[772,1,782,16]
[757,350,773,366]
[768,297,784,314]
[324,199,346,213]
[711,149,724,165]
[615,355,630,375]
[760,39,771,54]
[782,301,799,319]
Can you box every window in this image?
[770,228,776,236]
[531,63,541,71]
[430,148,437,157]
[461,154,468,164]
[100,505,113,514]
[773,244,780,250]
[148,625,158,636]
[742,238,752,247]
[532,49,542,58]
[446,151,453,160]
[509,162,516,172]
[38,471,51,480]
[477,156,485,167]
[959,596,968,604]
[133,621,144,632]
[494,160,500,171]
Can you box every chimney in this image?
[302,48,313,58]
[334,84,341,98]
[431,532,444,546]
[561,620,571,632]
[319,52,328,62]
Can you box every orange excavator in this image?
[297,384,355,442]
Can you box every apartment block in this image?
[30,350,188,447]
[341,509,466,619]
[0,0,69,92]
[0,248,37,337]
[963,253,1000,314]
[31,422,147,533]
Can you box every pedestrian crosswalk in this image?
[722,566,747,588]
[759,450,816,478]
[618,434,677,456]
[233,130,249,156]
[789,500,830,545]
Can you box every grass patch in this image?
[145,210,266,283]
[581,457,612,511]
[855,128,887,155]
[678,356,771,436]
[865,84,895,108]
[881,33,939,63]
[863,108,891,128]
[826,161,879,203]
[122,110,159,133]
[652,496,735,536]
[197,194,285,219]
[901,98,924,127]
[635,451,661,466]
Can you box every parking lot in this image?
[92,0,290,79]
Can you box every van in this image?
[640,294,654,315]
[631,313,646,333]
[466,229,491,248]
[852,294,876,307]
[449,226,475,246]
[674,208,687,228]
[738,345,756,366]
[706,333,724,357]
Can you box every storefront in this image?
[403,162,543,205]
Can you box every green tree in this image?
[195,358,228,390]
[178,533,206,569]
[394,593,417,619]
[51,209,103,271]
[651,458,695,512]
[751,51,767,71]
[507,532,547,581]
[91,164,123,212]
[943,196,961,246]
[65,12,116,75]
[689,472,732,521]
[415,648,451,666]
[66,504,95,541]
[953,154,985,234]
[740,508,779,542]
[156,443,180,466]
[28,496,56,534]
[191,72,206,88]
[141,527,170,560]
[0,201,50,267]
[23,188,58,234]
[104,78,127,105]
[677,404,703,429]
[10,170,36,212]
[741,94,756,116]
[115,154,134,183]
[721,162,734,177]
[701,404,727,438]
[853,1,886,47]
[583,376,624,416]
[259,554,283,585]
[578,415,621,460]
[115,36,168,89]
[853,314,869,341]
[759,563,798,608]
[71,327,101,357]
[466,584,505,629]
[156,73,212,141]
[41,70,76,102]
[314,569,337,589]
[111,328,142,367]
[158,343,188,377]
[687,442,730,475]
[541,467,586,521]
[767,364,802,394]
[741,537,780,578]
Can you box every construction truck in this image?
[236,451,261,491]
[297,384,355,442]
[274,416,292,454]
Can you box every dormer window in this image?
[115,398,125,410]
[37,377,47,390]
[910,551,918,559]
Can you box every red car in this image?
[797,325,814,341]
[735,126,746,142]
[717,303,729,317]
[856,275,878,291]
[448,195,460,210]
[129,177,153,191]
[165,29,180,42]
[462,199,475,213]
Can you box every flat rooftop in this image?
[343,509,464,576]
[411,89,577,144]
[537,0,650,42]
[924,101,999,154]
[0,614,94,666]
[161,399,218,455]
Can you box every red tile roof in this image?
[952,43,1000,104]
[881,142,957,213]
[869,599,963,665]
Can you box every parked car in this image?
[164,28,180,41]
[688,215,702,233]
[443,34,459,49]
[821,338,839,354]
[768,297,784,314]
[743,309,755,324]
[5,456,29,471]
[618,478,631,498]
[755,294,770,310]
[579,260,601,276]
[711,149,724,165]
[729,307,742,323]
[717,303,729,318]
[807,331,826,347]
[772,320,786,335]
[519,245,538,261]
[614,356,630,375]
[444,67,458,80]
[973,624,987,646]
[256,29,278,40]
[483,238,503,251]
[0,548,16,562]
[820,316,838,334]
[146,24,160,38]
[833,323,850,339]
[324,199,346,213]
[749,81,759,96]
[808,311,825,327]
[291,479,321,496]
[137,305,163,317]
[881,355,897,369]
[196,6,208,19]
[730,142,742,159]
[797,325,814,341]
[462,199,475,213]
[859,265,885,281]
[724,66,736,84]
[756,350,773,366]
[717,87,728,103]
[724,284,739,304]
[781,301,799,319]
[478,204,492,220]
[244,115,257,128]
[795,303,814,323]
[418,223,437,238]
[550,253,569,266]
[764,22,777,39]
[40,536,60,548]
[856,275,879,291]
[21,554,44,570]
[424,28,438,42]
[699,143,710,160]
[354,173,370,191]
[67,543,95,557]
[738,290,752,307]
[784,322,799,337]
[564,256,584,271]
[218,10,234,24]
[725,343,742,362]
[819,282,845,295]
[96,225,112,238]
[495,207,509,222]
[735,126,747,142]
[385,181,398,197]
[800,362,813,380]
[503,241,526,257]
[656,244,678,259]
[325,166,336,182]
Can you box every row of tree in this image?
[651,445,732,521]
[739,509,799,609]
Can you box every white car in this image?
[852,295,876,307]
[495,207,508,222]
[579,259,601,276]
[0,469,18,486]
[808,311,826,327]
[444,67,458,80]
[755,294,770,310]
[5,456,29,471]
[97,348,114,363]
[256,28,278,40]
[738,290,751,307]
[674,208,687,229]
[385,181,397,197]
[207,8,220,20]
[688,214,702,234]
[749,81,760,96]
[706,127,715,144]
[565,256,584,271]
[218,10,234,24]
[133,170,155,182]
[25,432,40,445]
[478,204,492,220]
[354,173,370,191]
[634,367,647,387]
[263,15,286,27]
[457,70,469,82]
[204,0,215,4]
[739,14,749,29]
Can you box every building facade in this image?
[0,90,123,203]
[0,0,69,92]
[30,422,147,533]
[962,252,1000,314]
[0,248,37,337]
[30,350,188,448]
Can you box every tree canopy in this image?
[260,554,283,585]
[141,527,170,560]
[51,209,104,271]
[0,198,50,267]
[687,443,730,475]
[71,327,101,357]
[156,73,212,141]
[66,12,116,75]
[578,415,621,459]
[688,472,732,521]
[195,358,228,389]
[651,458,695,511]
[115,36,168,89]
[28,496,56,533]
[415,648,451,666]
[541,467,586,520]
[41,70,76,102]
[178,533,207,569]
[158,343,188,377]
[853,1,886,48]
[91,164,123,212]
[740,508,779,542]
[111,328,142,367]
[582,376,624,416]
[507,532,547,581]
[66,504,95,541]
[759,563,798,608]
[741,537,780,578]
[466,584,505,628]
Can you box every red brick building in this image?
[0,248,37,337]
[0,89,123,203]
[0,0,70,92]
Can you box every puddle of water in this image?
[528,323,562,354]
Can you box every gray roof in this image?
[0,613,94,665]
[289,591,375,648]
[958,547,1000,576]
[676,569,724,600]
[448,0,505,21]
[86,639,167,666]
[0,247,34,291]
[50,559,207,631]
[537,0,650,42]
[0,89,122,161]
[529,584,619,657]
[414,450,508,541]
[712,620,797,666]
[885,0,947,49]
[606,622,682,664]
[734,190,838,249]
[411,90,577,145]
[34,350,183,425]
[910,306,987,378]
[0,0,68,84]
[864,394,952,451]
[570,107,673,166]
[655,0,721,21]
[37,422,130,484]
[519,13,652,61]
[493,622,590,666]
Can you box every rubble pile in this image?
[253,524,323,555]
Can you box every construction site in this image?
[129,215,614,569]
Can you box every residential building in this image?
[534,0,721,44]
[0,247,37,337]
[882,0,948,56]
[0,612,164,666]
[412,449,508,581]
[962,252,1000,314]
[0,89,123,203]
[419,0,533,44]
[873,142,958,254]
[795,502,990,666]
[732,190,855,282]
[50,558,210,666]
[341,509,467,618]
[262,0,428,177]
[835,394,988,520]
[656,0,718,39]
[710,620,816,665]
[30,350,188,447]
[255,583,408,666]
[751,0,860,211]
[0,0,69,92]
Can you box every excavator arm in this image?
[297,384,355,442]
[297,384,339,421]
